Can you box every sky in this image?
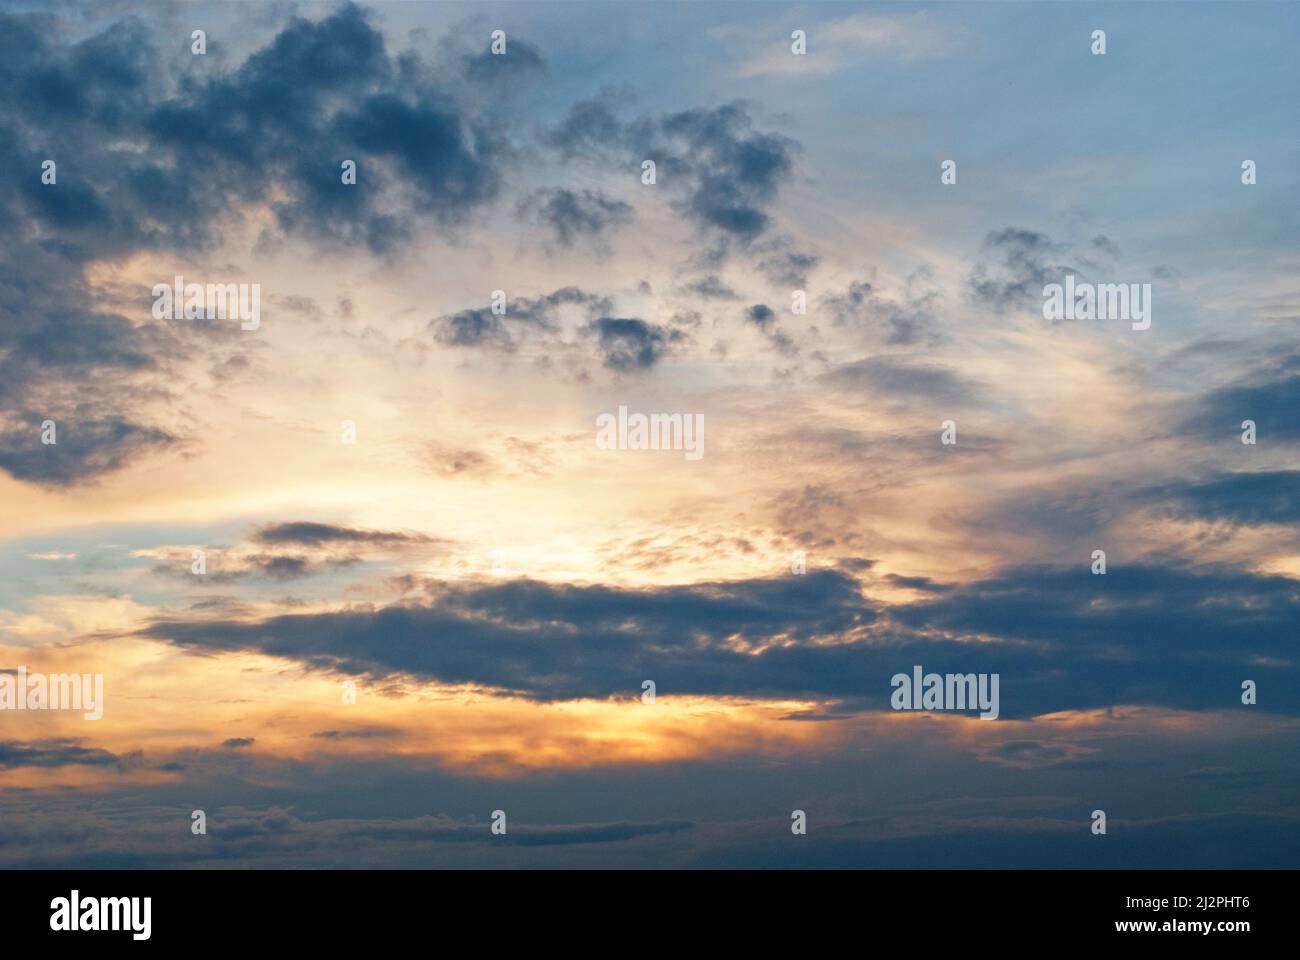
[0,0,1297,868]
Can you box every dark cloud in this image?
[884,574,954,594]
[4,786,1295,869]
[518,188,634,246]
[332,92,501,224]
[743,303,798,355]
[1181,362,1300,443]
[253,522,434,547]
[547,98,622,151]
[430,287,611,350]
[680,275,738,300]
[962,486,1117,544]
[585,317,684,371]
[222,737,256,749]
[311,728,395,740]
[0,3,511,486]
[821,275,937,346]
[0,739,119,771]
[427,445,493,478]
[138,562,1300,716]
[1140,471,1300,525]
[549,99,798,243]
[431,306,513,349]
[139,3,465,254]
[0,414,176,487]
[967,228,1076,311]
[823,356,980,404]
[350,818,693,847]
[987,740,1069,764]
[510,820,693,847]
[140,570,875,701]
[0,246,180,487]
[249,555,317,581]
[754,238,819,287]
[152,549,369,584]
[133,4,504,250]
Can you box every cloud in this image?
[0,3,515,487]
[431,306,515,349]
[585,317,684,371]
[1139,471,1300,526]
[755,239,819,287]
[0,738,119,770]
[253,522,436,547]
[966,228,1077,312]
[509,820,693,846]
[517,188,634,247]
[680,275,739,300]
[549,100,798,243]
[0,414,176,487]
[1181,360,1300,443]
[140,2,504,252]
[821,272,938,345]
[139,569,875,701]
[138,562,1300,716]
[350,817,694,847]
[822,356,980,404]
[150,550,362,584]
[426,445,494,478]
[430,287,611,351]
[331,92,502,225]
[744,303,798,355]
[310,728,396,741]
[146,521,440,585]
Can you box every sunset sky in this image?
[1,0,1298,867]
